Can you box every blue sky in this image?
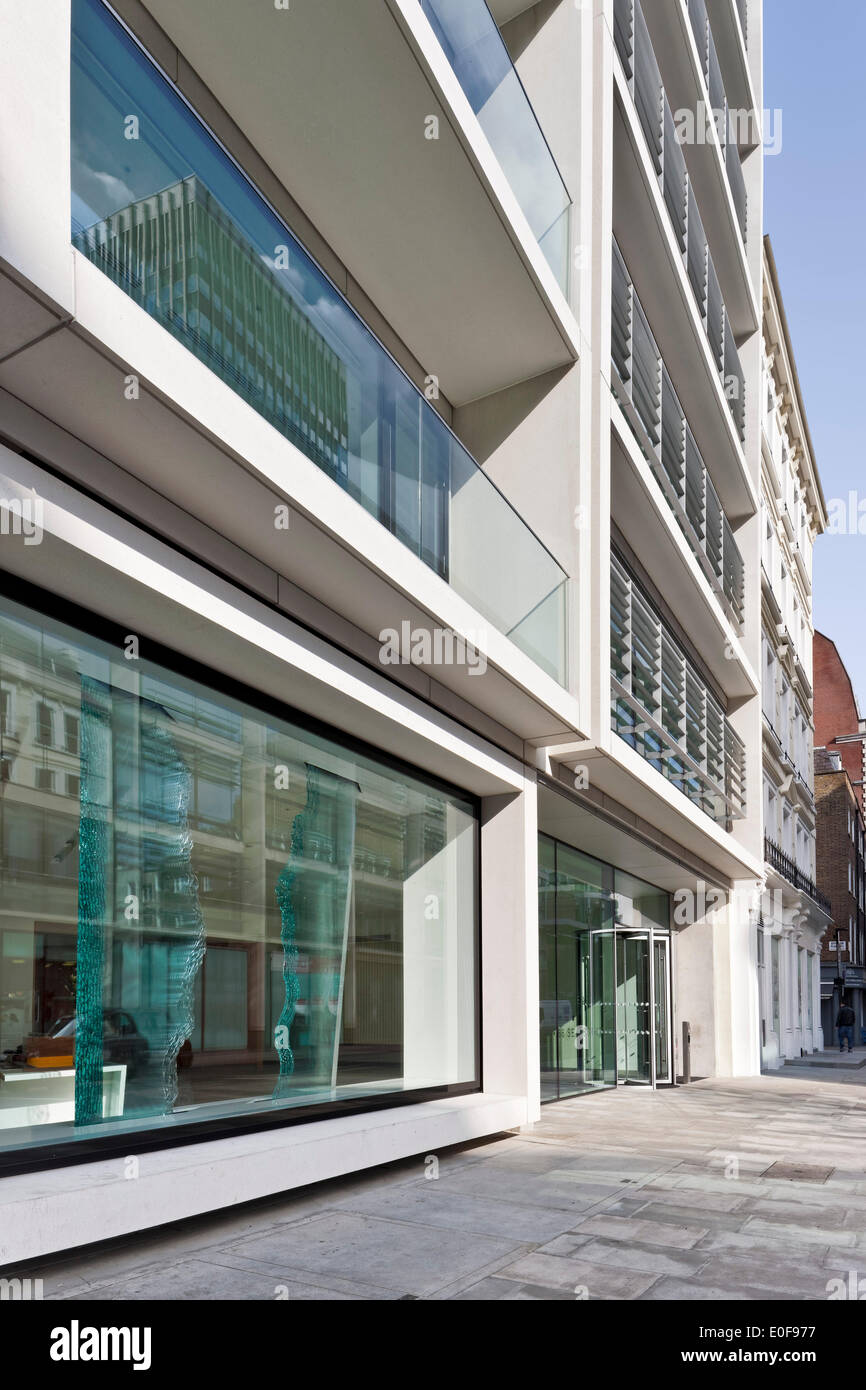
[763,0,866,710]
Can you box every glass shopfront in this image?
[538,835,672,1099]
[0,584,478,1159]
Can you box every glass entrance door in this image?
[588,928,618,1089]
[539,834,673,1099]
[616,932,653,1084]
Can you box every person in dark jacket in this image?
[836,999,856,1053]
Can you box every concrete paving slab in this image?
[423,1164,620,1211]
[684,1253,836,1299]
[574,1237,709,1277]
[739,1217,857,1248]
[331,1184,583,1243]
[627,1202,747,1234]
[452,1275,579,1300]
[219,1211,525,1297]
[67,1256,370,1300]
[626,1184,746,1212]
[638,1277,754,1301]
[494,1251,660,1299]
[737,1198,851,1228]
[567,1213,708,1248]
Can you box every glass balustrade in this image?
[70,0,568,685]
[420,0,571,293]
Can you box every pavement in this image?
[785,1046,866,1072]
[12,1067,866,1301]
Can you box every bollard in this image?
[681,1020,691,1084]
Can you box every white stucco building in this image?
[758,237,830,1066]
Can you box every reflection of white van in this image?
[540,1000,573,1032]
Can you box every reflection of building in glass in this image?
[0,598,469,1134]
[74,176,349,481]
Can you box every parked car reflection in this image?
[12,1009,150,1076]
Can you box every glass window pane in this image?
[538,836,559,1101]
[538,836,616,1099]
[615,869,670,932]
[0,591,478,1153]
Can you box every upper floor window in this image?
[35,700,55,747]
[764,777,778,841]
[64,713,80,755]
[0,685,12,737]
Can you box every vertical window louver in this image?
[707,256,725,375]
[663,103,688,253]
[611,240,745,628]
[611,240,633,388]
[633,0,663,174]
[614,0,634,81]
[660,366,685,502]
[631,297,661,448]
[610,554,746,825]
[686,186,709,324]
[618,0,749,438]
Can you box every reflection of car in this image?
[539,1000,573,1032]
[19,1010,150,1076]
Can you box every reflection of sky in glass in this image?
[421,0,570,283]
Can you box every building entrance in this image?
[539,835,673,1098]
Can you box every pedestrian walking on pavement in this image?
[836,998,856,1053]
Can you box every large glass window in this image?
[0,588,477,1155]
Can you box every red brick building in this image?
[814,635,866,1041]
[814,633,866,813]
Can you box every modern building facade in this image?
[757,238,830,1067]
[814,637,866,1039]
[0,0,779,1265]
